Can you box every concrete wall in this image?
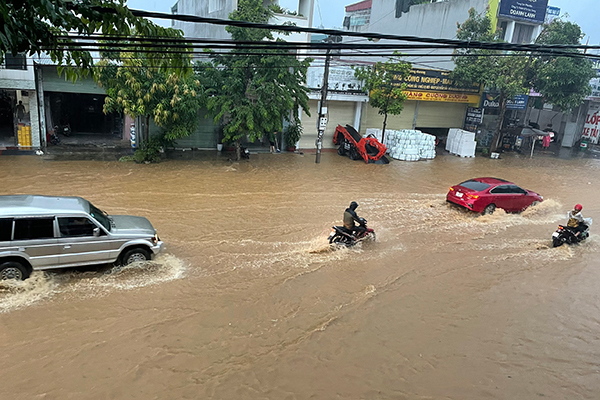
[272,13,310,44]
[346,0,490,70]
[0,64,36,90]
[173,0,314,43]
[41,67,105,95]
[173,0,238,40]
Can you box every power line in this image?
[41,45,599,61]
[106,7,600,52]
[55,31,600,53]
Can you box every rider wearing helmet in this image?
[567,204,588,236]
[343,201,366,236]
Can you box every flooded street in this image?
[1,152,600,399]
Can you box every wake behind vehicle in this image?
[0,195,163,280]
[552,219,592,247]
[328,218,376,247]
[446,177,543,214]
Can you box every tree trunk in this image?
[145,115,150,145]
[235,139,241,161]
[490,95,508,153]
[382,112,388,144]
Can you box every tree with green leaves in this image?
[531,19,596,111]
[195,0,311,160]
[452,8,529,152]
[452,9,595,151]
[353,53,412,143]
[96,51,204,162]
[1,0,190,80]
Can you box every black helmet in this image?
[349,201,358,210]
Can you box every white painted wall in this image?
[348,0,490,70]
[173,0,314,42]
[173,0,238,40]
[0,63,36,90]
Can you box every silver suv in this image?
[0,195,164,280]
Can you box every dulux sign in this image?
[482,93,529,110]
[499,0,549,24]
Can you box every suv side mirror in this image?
[93,227,100,237]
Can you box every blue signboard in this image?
[482,93,529,110]
[499,0,549,24]
[506,94,529,110]
[545,6,560,23]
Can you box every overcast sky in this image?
[127,0,598,44]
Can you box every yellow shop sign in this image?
[404,90,481,104]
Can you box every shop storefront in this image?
[582,102,600,144]
[40,66,126,147]
[361,68,481,140]
[300,66,481,150]
[0,54,41,152]
[299,64,368,150]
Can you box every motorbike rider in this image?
[343,201,366,237]
[567,204,588,237]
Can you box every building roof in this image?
[345,0,372,13]
[0,195,89,217]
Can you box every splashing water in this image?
[0,254,186,313]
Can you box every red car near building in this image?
[447,177,543,214]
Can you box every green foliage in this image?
[284,121,303,146]
[195,0,311,156]
[452,8,528,101]
[453,9,595,114]
[531,20,596,111]
[0,0,191,81]
[132,135,172,163]
[452,8,529,150]
[269,4,303,17]
[96,52,205,141]
[353,53,412,136]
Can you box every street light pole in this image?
[315,46,331,164]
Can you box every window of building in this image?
[498,21,508,41]
[512,23,535,44]
[209,0,225,13]
[13,218,55,240]
[3,53,27,70]
[343,16,351,29]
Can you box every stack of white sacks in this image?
[446,128,476,157]
[365,128,436,161]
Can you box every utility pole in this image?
[315,46,331,164]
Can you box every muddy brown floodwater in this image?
[1,152,600,399]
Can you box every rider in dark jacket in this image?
[343,201,366,236]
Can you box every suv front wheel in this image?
[121,248,151,266]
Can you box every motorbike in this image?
[328,218,376,247]
[55,123,71,137]
[552,218,592,247]
[46,130,60,145]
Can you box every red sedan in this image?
[446,177,543,214]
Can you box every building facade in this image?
[330,0,553,150]
[170,0,316,149]
[343,0,372,32]
[171,0,315,44]
[0,53,41,152]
